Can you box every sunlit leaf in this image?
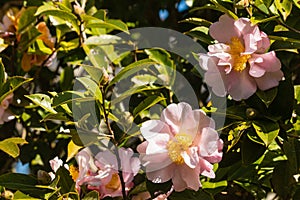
[252,120,280,146]
[0,138,27,158]
[25,94,57,114]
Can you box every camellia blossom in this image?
[199,15,284,101]
[0,93,14,124]
[75,147,140,198]
[137,102,223,192]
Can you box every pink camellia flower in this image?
[199,15,284,101]
[137,102,223,192]
[94,147,140,198]
[74,147,140,198]
[0,93,14,124]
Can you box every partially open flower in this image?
[137,102,223,192]
[74,147,140,198]
[199,15,284,101]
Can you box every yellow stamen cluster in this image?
[167,133,193,165]
[69,165,79,181]
[229,37,251,72]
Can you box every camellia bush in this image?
[1,0,300,199]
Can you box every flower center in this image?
[229,37,251,72]
[105,173,121,190]
[167,133,193,165]
[69,165,79,181]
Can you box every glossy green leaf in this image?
[275,0,293,20]
[108,59,156,89]
[60,66,74,91]
[0,77,32,103]
[241,137,266,165]
[56,167,75,194]
[131,74,157,86]
[82,191,100,200]
[111,85,163,105]
[84,15,129,33]
[14,190,40,200]
[252,120,280,146]
[82,65,103,83]
[0,138,27,158]
[76,77,102,103]
[0,173,53,198]
[133,96,165,118]
[18,7,38,34]
[272,161,295,199]
[256,88,278,108]
[294,0,300,9]
[25,93,57,114]
[35,2,79,33]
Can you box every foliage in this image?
[0,0,300,199]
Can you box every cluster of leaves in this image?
[0,0,300,199]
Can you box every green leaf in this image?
[0,38,8,53]
[18,27,41,52]
[170,189,214,200]
[56,167,75,194]
[0,138,27,158]
[0,76,33,103]
[76,77,102,103]
[275,0,292,21]
[0,173,53,198]
[67,140,82,162]
[241,137,266,165]
[111,85,163,105]
[82,45,108,69]
[60,66,74,91]
[14,190,40,200]
[108,59,156,89]
[18,7,38,34]
[25,94,57,114]
[131,74,157,86]
[272,161,295,199]
[82,65,103,83]
[83,15,129,33]
[84,35,121,45]
[179,17,212,27]
[227,122,251,151]
[294,0,300,9]
[28,39,53,55]
[252,120,280,146]
[294,85,300,102]
[35,2,79,34]
[256,88,278,108]
[202,180,227,195]
[82,191,100,200]
[133,96,166,118]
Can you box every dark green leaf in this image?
[256,88,278,108]
[252,120,279,146]
[82,191,100,200]
[133,96,165,118]
[242,137,266,165]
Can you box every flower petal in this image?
[146,164,175,183]
[227,69,257,100]
[209,15,239,43]
[179,165,201,191]
[255,70,284,91]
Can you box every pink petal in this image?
[172,170,187,191]
[147,164,175,183]
[203,61,227,97]
[143,153,172,172]
[256,31,270,53]
[199,127,220,156]
[234,17,253,34]
[141,120,172,140]
[182,147,199,168]
[200,158,215,178]
[146,133,169,154]
[226,69,257,100]
[209,15,240,43]
[179,165,201,191]
[255,70,284,90]
[160,102,198,136]
[249,52,281,73]
[95,150,118,171]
